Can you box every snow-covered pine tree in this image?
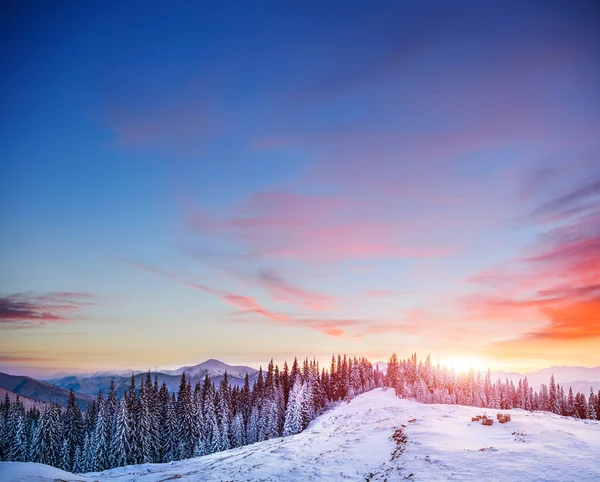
[109,396,131,468]
[90,397,109,471]
[549,375,560,414]
[82,432,92,473]
[139,373,158,463]
[230,412,245,447]
[32,404,62,467]
[216,382,231,451]
[161,394,179,462]
[567,387,575,416]
[59,439,70,471]
[300,382,315,429]
[10,412,29,462]
[63,390,84,471]
[587,389,597,420]
[574,392,588,419]
[245,405,259,445]
[73,445,84,473]
[283,379,303,436]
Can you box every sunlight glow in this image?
[442,357,486,374]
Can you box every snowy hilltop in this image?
[2,388,599,481]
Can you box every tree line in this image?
[0,355,376,472]
[386,353,599,419]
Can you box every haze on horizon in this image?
[1,1,599,378]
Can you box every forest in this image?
[1,354,598,473]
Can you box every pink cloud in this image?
[120,259,289,322]
[257,269,335,310]
[187,191,450,263]
[364,290,404,298]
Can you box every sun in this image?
[443,357,486,374]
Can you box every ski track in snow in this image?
[2,388,599,481]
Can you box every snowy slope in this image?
[2,388,599,481]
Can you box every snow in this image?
[0,462,86,481]
[2,388,599,481]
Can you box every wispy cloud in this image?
[118,259,289,322]
[0,292,96,327]
[257,269,335,310]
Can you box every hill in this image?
[0,373,94,408]
[3,388,599,481]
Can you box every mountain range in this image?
[0,372,95,408]
[42,359,259,398]
[3,359,599,408]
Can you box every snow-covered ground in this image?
[2,388,599,481]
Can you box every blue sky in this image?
[1,0,599,376]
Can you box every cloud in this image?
[119,259,289,322]
[465,169,600,348]
[187,191,450,263]
[119,259,422,338]
[0,355,55,363]
[0,292,96,327]
[364,290,404,299]
[257,269,335,310]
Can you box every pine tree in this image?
[109,396,131,468]
[161,394,179,462]
[10,413,29,462]
[230,412,245,447]
[245,406,259,445]
[63,390,84,471]
[59,439,70,471]
[31,404,62,467]
[549,375,560,414]
[588,389,598,421]
[73,445,84,473]
[567,387,575,416]
[81,432,92,473]
[90,397,109,471]
[283,379,303,436]
[216,385,231,451]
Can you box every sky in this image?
[1,0,599,377]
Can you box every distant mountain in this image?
[374,361,388,374]
[0,387,47,411]
[45,359,259,397]
[0,372,94,408]
[161,358,258,379]
[491,366,600,393]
